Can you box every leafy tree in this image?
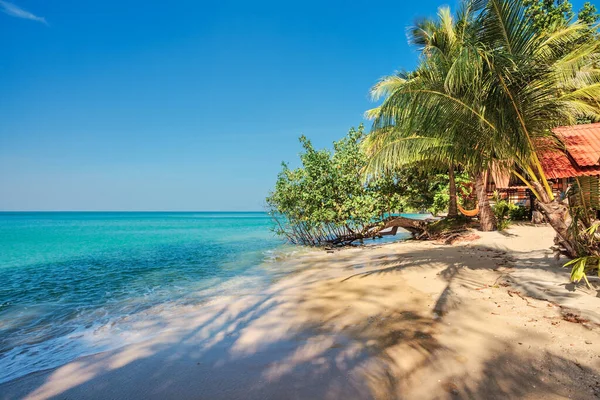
[522,1,599,125]
[392,166,471,215]
[267,125,457,245]
[266,125,405,246]
[523,0,574,30]
[523,0,599,29]
[578,2,599,24]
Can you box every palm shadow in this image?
[2,234,600,399]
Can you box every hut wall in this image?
[569,176,600,209]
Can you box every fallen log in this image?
[328,216,433,246]
[378,216,431,237]
[271,214,436,247]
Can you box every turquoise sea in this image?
[0,212,421,384]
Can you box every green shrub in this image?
[492,191,530,230]
[508,205,529,221]
[493,199,512,230]
[266,125,407,245]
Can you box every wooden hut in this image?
[486,123,600,209]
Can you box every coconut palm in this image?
[367,0,600,253]
[365,4,498,229]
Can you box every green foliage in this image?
[432,191,448,217]
[492,199,513,231]
[523,0,574,30]
[368,165,470,216]
[428,171,472,215]
[508,205,529,221]
[578,2,599,25]
[491,192,530,230]
[564,255,598,288]
[564,207,600,284]
[266,125,406,245]
[390,169,466,215]
[267,125,462,245]
[523,0,599,32]
[523,0,600,127]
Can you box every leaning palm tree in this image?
[366,4,498,230]
[367,0,600,255]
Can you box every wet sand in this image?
[1,224,599,399]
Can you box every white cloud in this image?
[0,0,47,25]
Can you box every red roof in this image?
[554,123,600,166]
[540,123,600,179]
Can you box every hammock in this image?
[458,202,479,217]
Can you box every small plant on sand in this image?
[563,206,600,287]
[564,255,599,289]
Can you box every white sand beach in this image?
[1,224,599,400]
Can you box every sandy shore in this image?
[2,224,599,400]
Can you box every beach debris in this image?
[562,312,589,324]
[507,290,536,307]
[441,381,460,396]
[437,232,480,245]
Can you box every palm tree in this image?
[366,0,600,253]
[473,0,600,254]
[366,4,497,229]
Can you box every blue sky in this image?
[0,0,592,211]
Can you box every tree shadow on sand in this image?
[2,241,600,399]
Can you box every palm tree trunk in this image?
[530,182,577,257]
[475,171,496,231]
[448,164,458,218]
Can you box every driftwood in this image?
[271,212,436,247]
[326,216,433,247]
[374,216,431,237]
